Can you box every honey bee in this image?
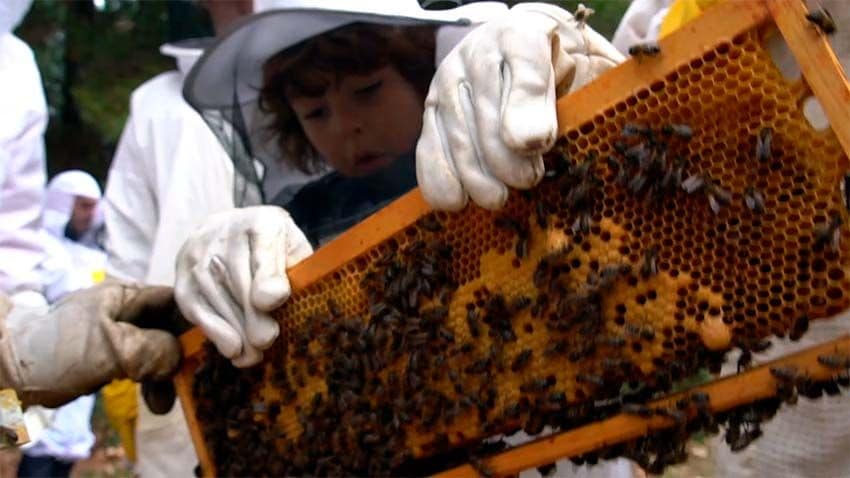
[576,373,605,387]
[682,173,705,194]
[515,236,529,259]
[755,127,773,162]
[706,181,732,215]
[571,212,592,234]
[662,124,694,140]
[789,315,809,341]
[466,307,481,338]
[744,186,765,213]
[817,353,850,370]
[805,7,836,35]
[628,43,661,58]
[537,463,557,477]
[511,349,534,372]
[814,213,842,251]
[641,246,658,278]
[737,349,753,372]
[520,376,556,393]
[837,172,850,219]
[420,213,442,232]
[622,123,650,137]
[574,3,594,28]
[690,391,710,407]
[622,403,655,418]
[536,201,548,229]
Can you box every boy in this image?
[177,0,625,368]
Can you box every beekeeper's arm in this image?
[610,0,722,55]
[610,0,670,54]
[0,282,181,409]
[0,33,49,301]
[173,3,623,367]
[104,85,235,286]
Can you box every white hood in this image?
[43,170,102,240]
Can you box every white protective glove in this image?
[174,206,313,367]
[0,282,181,408]
[417,3,625,211]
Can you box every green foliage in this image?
[17,0,174,180]
[64,1,171,144]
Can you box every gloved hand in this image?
[417,3,625,211]
[0,282,181,409]
[174,206,313,368]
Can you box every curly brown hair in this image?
[259,23,437,174]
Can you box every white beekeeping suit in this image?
[0,0,48,306]
[611,1,850,476]
[41,170,106,302]
[23,170,104,470]
[102,40,235,478]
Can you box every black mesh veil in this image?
[200,96,266,206]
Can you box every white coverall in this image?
[0,30,47,302]
[102,46,234,478]
[41,170,106,302]
[613,1,850,476]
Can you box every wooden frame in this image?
[175,0,850,474]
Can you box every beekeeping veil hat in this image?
[183,0,478,206]
[0,0,33,35]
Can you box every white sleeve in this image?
[143,109,234,286]
[0,34,48,295]
[103,110,158,282]
[103,77,234,287]
[611,0,671,55]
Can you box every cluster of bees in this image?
[189,26,850,475]
[190,121,848,476]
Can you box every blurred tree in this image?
[16,0,210,183]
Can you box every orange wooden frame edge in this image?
[434,335,850,478]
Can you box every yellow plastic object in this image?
[101,380,138,462]
[178,0,850,475]
[91,269,106,285]
[659,0,721,38]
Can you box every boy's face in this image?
[287,66,424,177]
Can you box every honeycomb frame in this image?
[176,0,850,475]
